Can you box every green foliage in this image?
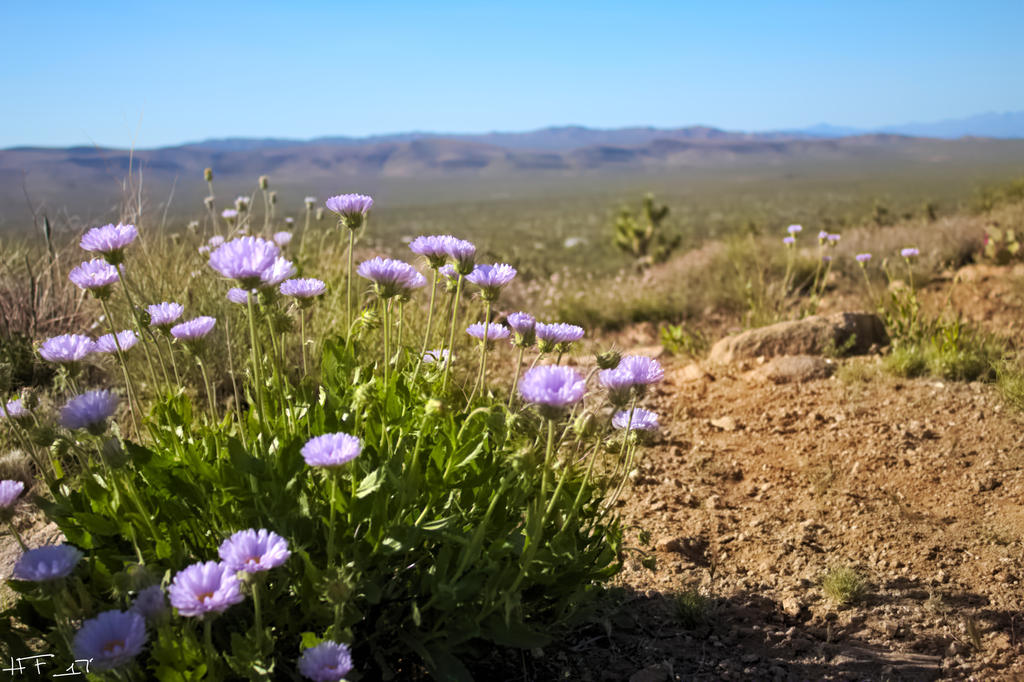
[972,176,1024,213]
[673,588,710,628]
[820,565,867,606]
[612,193,679,266]
[8,328,628,678]
[659,323,707,357]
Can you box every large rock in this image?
[709,312,887,364]
[752,355,834,383]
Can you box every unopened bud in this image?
[425,399,446,417]
[596,349,622,370]
[204,168,213,182]
[269,190,277,205]
[259,175,269,190]
[573,412,597,438]
[315,207,325,221]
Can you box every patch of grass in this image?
[836,359,880,384]
[883,344,929,378]
[996,360,1024,411]
[821,565,868,606]
[659,322,707,357]
[674,588,710,628]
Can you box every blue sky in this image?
[3,0,1023,148]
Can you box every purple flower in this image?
[95,330,138,354]
[209,237,281,288]
[222,208,239,220]
[0,480,25,510]
[274,231,293,246]
[3,398,29,420]
[302,433,362,468]
[535,322,584,353]
[619,355,664,385]
[80,223,138,265]
[171,316,216,342]
[72,610,147,671]
[39,334,95,365]
[409,235,453,269]
[822,255,832,263]
[613,408,660,431]
[325,194,373,228]
[787,224,802,234]
[466,322,510,343]
[901,247,919,258]
[827,233,841,244]
[356,257,424,299]
[782,236,795,246]
[168,561,245,617]
[227,288,255,305]
[304,196,317,206]
[234,196,250,211]
[147,302,184,328]
[856,253,872,264]
[298,641,354,682]
[466,263,517,301]
[598,368,635,407]
[507,312,536,347]
[219,529,291,573]
[285,217,295,225]
[443,237,477,275]
[280,278,327,301]
[817,230,829,241]
[69,259,120,298]
[130,585,168,625]
[518,365,586,416]
[208,235,226,247]
[260,256,297,288]
[60,390,118,434]
[12,544,83,581]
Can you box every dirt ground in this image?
[5,265,1024,681]
[490,266,1024,682]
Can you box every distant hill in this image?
[790,112,1024,139]
[3,120,1024,225]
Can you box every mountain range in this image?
[1,112,1023,225]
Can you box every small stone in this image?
[710,416,738,431]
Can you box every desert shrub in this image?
[1,216,668,680]
[821,565,867,606]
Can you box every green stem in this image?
[117,269,161,389]
[99,298,141,437]
[300,308,309,377]
[508,345,526,408]
[326,473,338,568]
[164,335,181,384]
[441,275,464,390]
[246,293,268,438]
[413,269,440,382]
[5,519,27,551]
[196,357,217,421]
[252,578,264,643]
[345,226,355,333]
[472,301,492,400]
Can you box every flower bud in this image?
[204,168,213,182]
[269,191,277,205]
[315,207,325,221]
[596,349,622,370]
[573,412,597,438]
[259,175,269,190]
[424,399,446,418]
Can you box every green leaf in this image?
[355,468,383,498]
